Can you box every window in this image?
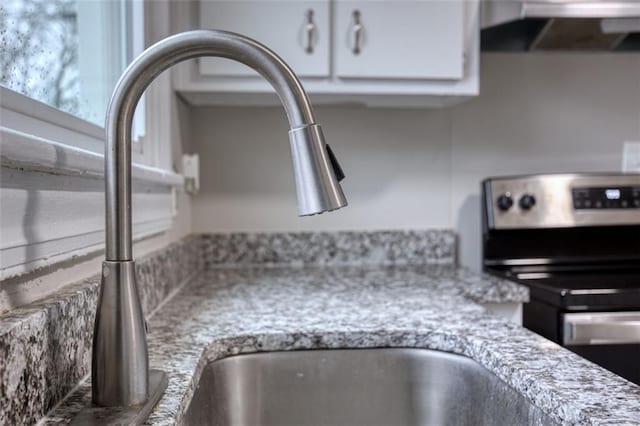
[1,0,80,117]
[0,1,181,285]
[0,0,145,136]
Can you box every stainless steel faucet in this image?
[91,29,347,418]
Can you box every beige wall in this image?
[190,53,640,270]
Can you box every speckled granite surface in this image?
[0,236,203,426]
[201,230,456,267]
[0,230,454,424]
[6,230,640,425]
[42,266,640,425]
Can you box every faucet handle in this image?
[326,144,345,182]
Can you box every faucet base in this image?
[71,369,168,425]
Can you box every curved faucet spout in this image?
[105,29,345,261]
[93,30,347,411]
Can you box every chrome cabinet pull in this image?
[305,9,317,54]
[351,10,363,55]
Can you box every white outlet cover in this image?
[622,141,640,172]
[182,154,200,194]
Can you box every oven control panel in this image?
[484,173,640,229]
[572,187,640,210]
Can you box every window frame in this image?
[0,1,183,280]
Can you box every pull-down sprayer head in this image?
[289,124,347,216]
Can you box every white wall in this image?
[190,53,640,270]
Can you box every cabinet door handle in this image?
[351,10,363,55]
[304,9,317,54]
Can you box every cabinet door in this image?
[334,1,464,80]
[199,0,330,78]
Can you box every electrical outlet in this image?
[622,142,640,172]
[182,154,200,195]
[171,187,179,217]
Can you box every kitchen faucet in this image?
[86,30,347,422]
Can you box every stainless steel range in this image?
[482,173,640,385]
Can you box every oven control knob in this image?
[496,194,514,211]
[519,194,536,210]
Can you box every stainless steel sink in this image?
[183,348,556,426]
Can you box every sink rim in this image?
[183,346,558,426]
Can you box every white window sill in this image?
[1,127,183,186]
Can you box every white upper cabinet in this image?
[174,0,479,107]
[199,1,330,78]
[334,1,464,80]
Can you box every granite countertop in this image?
[42,264,640,425]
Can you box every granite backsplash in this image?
[200,230,456,267]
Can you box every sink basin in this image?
[183,348,556,426]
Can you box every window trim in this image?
[0,125,183,186]
[0,102,183,280]
[1,87,105,153]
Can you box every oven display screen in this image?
[605,189,621,200]
[572,186,640,209]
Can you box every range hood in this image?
[481,0,640,51]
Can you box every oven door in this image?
[563,312,640,385]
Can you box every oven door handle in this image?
[563,312,640,346]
